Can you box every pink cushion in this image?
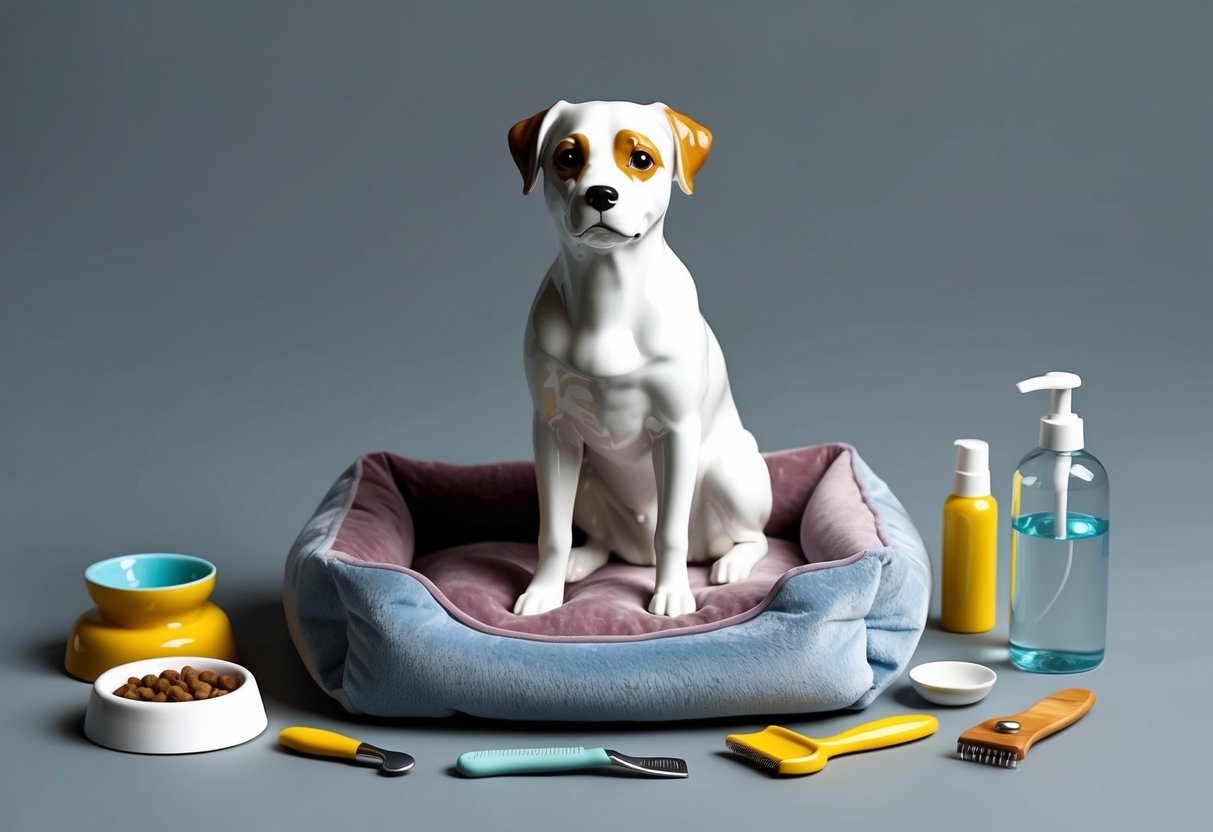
[323,443,885,639]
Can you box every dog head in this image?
[509,100,712,250]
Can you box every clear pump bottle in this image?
[1010,372,1109,673]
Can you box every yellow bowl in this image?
[66,554,237,682]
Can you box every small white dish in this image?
[909,661,997,706]
[84,656,267,754]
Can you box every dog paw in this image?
[710,555,754,584]
[566,545,610,582]
[513,585,565,616]
[710,543,766,585]
[648,586,697,617]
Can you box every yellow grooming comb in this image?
[725,714,938,775]
[278,726,415,774]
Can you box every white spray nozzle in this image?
[952,439,991,497]
[1016,371,1084,452]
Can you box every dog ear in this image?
[662,106,713,195]
[508,102,564,195]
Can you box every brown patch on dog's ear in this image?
[663,107,712,195]
[508,107,552,195]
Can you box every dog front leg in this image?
[649,418,701,616]
[514,416,584,615]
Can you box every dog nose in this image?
[584,186,619,212]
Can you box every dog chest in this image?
[568,327,647,379]
[539,361,656,449]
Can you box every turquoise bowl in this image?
[84,553,217,627]
[85,553,215,591]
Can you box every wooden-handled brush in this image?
[956,687,1096,769]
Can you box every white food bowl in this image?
[84,656,267,754]
[908,661,997,706]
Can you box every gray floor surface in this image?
[2,2,1209,830]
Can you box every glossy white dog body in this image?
[509,100,772,617]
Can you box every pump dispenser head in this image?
[1016,371,1084,541]
[1016,371,1084,452]
[953,439,991,497]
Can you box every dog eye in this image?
[555,148,584,170]
[629,151,654,171]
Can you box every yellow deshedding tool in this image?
[725,714,938,775]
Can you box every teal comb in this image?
[456,746,688,778]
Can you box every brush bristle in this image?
[725,738,781,771]
[957,742,1018,769]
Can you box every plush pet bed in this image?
[283,443,930,721]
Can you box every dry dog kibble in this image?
[113,666,243,702]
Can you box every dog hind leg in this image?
[710,534,769,584]
[565,542,610,582]
[700,432,773,585]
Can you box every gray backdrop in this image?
[2,1,1209,830]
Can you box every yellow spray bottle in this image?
[941,439,998,633]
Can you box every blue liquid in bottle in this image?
[1009,511,1109,673]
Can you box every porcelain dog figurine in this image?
[509,100,772,617]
